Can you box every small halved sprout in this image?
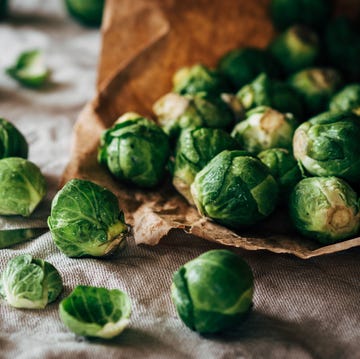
[289,177,360,244]
[293,111,360,182]
[171,249,254,334]
[59,285,131,339]
[0,157,46,217]
[0,118,28,159]
[191,150,279,228]
[173,64,230,96]
[6,50,50,88]
[48,179,129,258]
[231,106,298,154]
[0,254,63,309]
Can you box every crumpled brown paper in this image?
[62,0,360,259]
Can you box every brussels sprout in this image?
[329,84,360,115]
[290,177,360,244]
[6,50,50,88]
[258,148,302,202]
[171,249,254,334]
[65,0,104,27]
[293,111,360,182]
[0,118,28,159]
[231,106,298,154]
[268,25,319,74]
[98,114,170,188]
[270,0,331,31]
[0,157,46,217]
[191,150,278,228]
[59,285,131,339]
[153,93,234,139]
[326,17,360,81]
[48,179,129,258]
[288,68,342,115]
[0,254,63,309]
[236,73,304,119]
[218,48,280,89]
[173,64,230,96]
[173,127,238,204]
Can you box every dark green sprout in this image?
[0,118,28,159]
[65,0,105,27]
[329,84,360,115]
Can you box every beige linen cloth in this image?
[0,1,359,359]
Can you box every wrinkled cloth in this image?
[0,1,359,359]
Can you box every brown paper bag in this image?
[62,0,360,259]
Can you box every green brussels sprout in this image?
[0,254,63,309]
[173,64,230,96]
[0,227,47,249]
[171,249,254,334]
[0,157,46,217]
[326,17,360,81]
[268,25,319,74]
[59,285,131,339]
[98,113,170,188]
[0,118,28,159]
[153,93,234,139]
[293,111,360,182]
[48,179,129,258]
[290,177,360,244]
[329,84,360,115]
[236,73,304,119]
[218,48,280,90]
[270,0,331,31]
[191,150,279,228]
[258,148,302,202]
[231,106,298,154]
[173,127,238,204]
[65,0,104,27]
[288,68,342,115]
[6,50,50,88]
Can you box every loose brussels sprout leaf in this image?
[268,25,319,74]
[173,127,238,204]
[0,227,47,249]
[270,0,331,31]
[326,17,360,81]
[0,118,28,159]
[258,148,302,203]
[191,150,279,228]
[236,73,304,119]
[329,84,360,115]
[231,106,298,154]
[6,50,50,88]
[288,68,342,116]
[290,177,360,244]
[0,157,46,217]
[98,114,170,188]
[173,64,230,96]
[48,179,129,258]
[0,254,63,309]
[218,47,280,90]
[59,285,131,339]
[65,0,105,27]
[171,249,254,334]
[153,93,234,139]
[293,111,360,182]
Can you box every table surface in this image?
[0,1,359,359]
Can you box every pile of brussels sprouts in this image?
[99,0,360,246]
